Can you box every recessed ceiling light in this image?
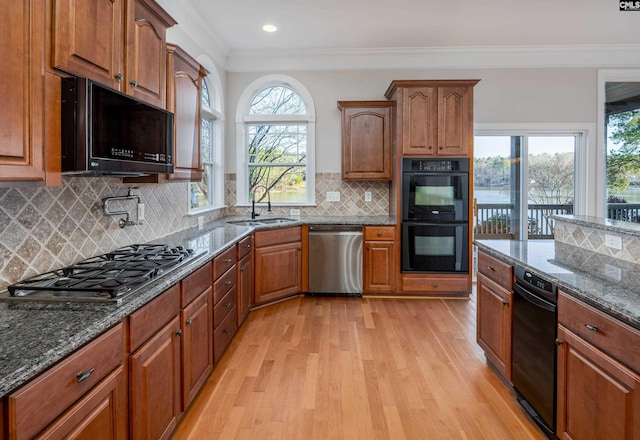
[262,24,278,33]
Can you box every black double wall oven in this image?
[401,158,469,273]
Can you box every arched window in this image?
[236,75,316,206]
[190,71,224,212]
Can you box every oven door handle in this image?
[513,283,556,312]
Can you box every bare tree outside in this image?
[248,86,308,203]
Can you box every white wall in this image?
[225,67,597,174]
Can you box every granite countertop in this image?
[475,239,640,332]
[0,215,395,398]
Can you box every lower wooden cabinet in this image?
[476,272,513,380]
[237,249,253,326]
[35,366,128,440]
[254,227,302,305]
[130,316,182,440]
[556,325,640,440]
[363,226,396,293]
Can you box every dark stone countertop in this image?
[475,239,640,332]
[0,215,395,398]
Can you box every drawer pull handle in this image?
[585,323,599,332]
[225,303,232,309]
[225,280,232,286]
[76,368,95,383]
[224,329,231,335]
[225,258,232,263]
[186,319,193,326]
[377,232,383,236]
[486,265,495,271]
[245,244,251,248]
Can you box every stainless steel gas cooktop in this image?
[6,244,199,304]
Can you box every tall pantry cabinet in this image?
[385,79,479,296]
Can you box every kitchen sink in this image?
[227,218,297,226]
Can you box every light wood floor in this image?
[173,294,545,440]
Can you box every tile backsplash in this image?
[0,173,391,291]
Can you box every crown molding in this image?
[225,44,640,72]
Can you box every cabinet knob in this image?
[130,80,138,87]
[555,338,564,346]
[428,145,433,150]
[225,303,232,309]
[115,73,123,81]
[366,247,371,251]
[225,258,232,263]
[225,280,232,286]
[585,323,599,332]
[377,232,383,236]
[224,329,231,335]
[432,283,438,288]
[176,329,183,336]
[246,244,251,248]
[76,368,95,383]
[439,146,444,150]
[186,318,193,326]
[486,265,495,271]
[502,300,509,306]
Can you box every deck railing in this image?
[607,203,640,223]
[474,203,573,239]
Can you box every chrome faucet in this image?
[251,185,272,219]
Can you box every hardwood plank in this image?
[173,295,545,440]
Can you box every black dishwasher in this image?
[512,266,558,439]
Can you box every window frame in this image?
[189,73,225,215]
[235,74,316,207]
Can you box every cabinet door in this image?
[437,86,472,156]
[254,242,302,305]
[401,87,438,156]
[181,288,213,410]
[363,241,395,293]
[237,252,253,326]
[130,316,181,440]
[557,325,640,440]
[476,272,512,380]
[35,367,127,440]
[124,0,173,108]
[339,102,392,180]
[167,45,203,181]
[1,0,60,186]
[52,0,123,90]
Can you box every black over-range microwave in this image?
[61,77,174,176]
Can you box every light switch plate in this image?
[326,191,341,202]
[290,208,301,216]
[197,216,204,230]
[604,234,623,250]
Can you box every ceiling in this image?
[175,0,640,71]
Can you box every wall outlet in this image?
[137,203,145,222]
[326,191,341,202]
[197,216,204,230]
[604,234,623,250]
[604,263,622,281]
[365,191,372,202]
[290,208,301,217]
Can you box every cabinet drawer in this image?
[237,235,253,260]
[181,262,212,307]
[129,284,180,352]
[214,266,237,304]
[213,246,236,280]
[214,286,237,328]
[8,323,124,440]
[558,291,640,371]
[477,251,513,290]
[402,275,469,293]
[214,306,238,363]
[254,226,301,248]
[364,226,395,241]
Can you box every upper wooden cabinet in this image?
[51,0,175,107]
[338,101,393,180]
[385,80,479,157]
[1,0,61,187]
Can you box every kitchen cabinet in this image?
[213,247,238,362]
[51,0,175,107]
[363,226,396,293]
[237,235,254,326]
[125,44,206,184]
[476,251,514,380]
[254,227,302,306]
[557,291,640,440]
[180,264,213,409]
[129,284,182,440]
[338,101,393,180]
[384,80,479,157]
[1,0,61,187]
[7,323,126,440]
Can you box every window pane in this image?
[249,86,306,115]
[201,119,212,163]
[190,165,210,209]
[249,165,307,204]
[247,124,307,163]
[201,80,210,107]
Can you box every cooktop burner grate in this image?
[7,244,196,301]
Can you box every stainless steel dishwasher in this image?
[307,225,363,296]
